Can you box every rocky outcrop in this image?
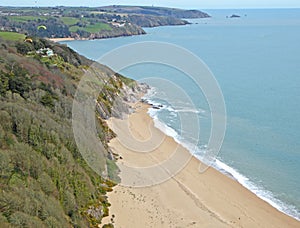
[72,23,146,40]
[229,14,241,18]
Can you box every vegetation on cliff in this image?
[0,34,141,227]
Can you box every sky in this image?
[1,0,300,9]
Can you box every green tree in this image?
[0,71,9,96]
[7,64,31,98]
[40,92,56,108]
[15,42,34,55]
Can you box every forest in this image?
[0,34,141,227]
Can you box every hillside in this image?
[0,6,210,40]
[99,5,210,18]
[0,34,146,227]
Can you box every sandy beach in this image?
[48,37,75,42]
[102,102,300,228]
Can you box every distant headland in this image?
[0,5,210,40]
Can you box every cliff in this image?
[0,35,147,227]
[127,14,189,27]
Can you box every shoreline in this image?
[102,102,300,227]
[48,37,76,42]
[146,99,300,221]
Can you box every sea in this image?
[61,8,300,220]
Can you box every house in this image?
[36,48,54,57]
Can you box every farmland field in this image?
[0,31,26,41]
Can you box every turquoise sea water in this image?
[62,9,300,220]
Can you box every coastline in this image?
[102,102,300,227]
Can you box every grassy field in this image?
[0,32,26,41]
[60,17,80,25]
[7,15,112,35]
[9,15,48,22]
[69,22,112,33]
[69,26,81,33]
[90,11,128,16]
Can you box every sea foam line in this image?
[212,159,300,221]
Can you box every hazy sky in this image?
[1,0,300,9]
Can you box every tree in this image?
[40,92,55,108]
[7,64,31,98]
[0,71,9,96]
[15,42,34,55]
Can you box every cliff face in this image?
[0,36,145,227]
[127,14,189,27]
[85,24,146,40]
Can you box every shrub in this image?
[102,223,114,228]
[38,172,56,195]
[9,211,45,227]
[44,216,60,228]
[40,92,55,108]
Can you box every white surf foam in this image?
[213,159,300,221]
[142,89,300,221]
